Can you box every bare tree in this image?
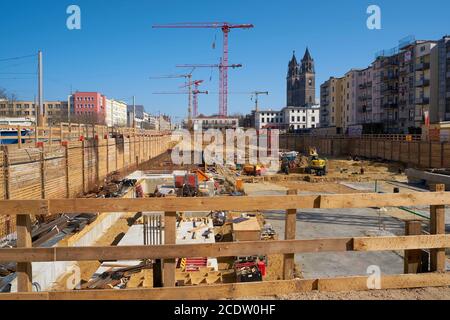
[0,87,7,100]
[71,113,105,126]
[0,88,18,102]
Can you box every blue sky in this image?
[0,0,449,121]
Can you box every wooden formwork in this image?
[0,132,171,239]
[283,134,450,170]
[0,190,448,299]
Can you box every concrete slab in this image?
[244,182,423,278]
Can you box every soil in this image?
[241,286,450,300]
[274,181,364,194]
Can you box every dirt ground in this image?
[275,181,364,194]
[242,286,450,300]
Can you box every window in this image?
[297,117,300,122]
[302,117,306,122]
[312,117,315,122]
[291,116,295,122]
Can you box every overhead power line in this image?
[0,54,37,62]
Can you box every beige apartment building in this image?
[0,100,69,125]
[320,36,445,135]
[320,76,343,134]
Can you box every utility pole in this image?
[37,50,44,126]
[67,94,71,125]
[132,96,136,128]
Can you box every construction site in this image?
[0,4,449,303]
[0,127,448,300]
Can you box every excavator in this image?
[305,147,327,176]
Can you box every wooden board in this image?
[2,235,449,263]
[1,273,449,300]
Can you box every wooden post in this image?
[60,123,63,143]
[40,145,45,199]
[404,220,422,274]
[49,124,53,148]
[115,136,119,171]
[81,140,86,194]
[2,146,10,200]
[64,142,70,198]
[17,125,22,149]
[283,189,298,280]
[163,211,177,287]
[35,126,39,145]
[16,214,32,292]
[106,137,109,174]
[430,183,446,272]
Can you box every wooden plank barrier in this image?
[0,126,172,239]
[0,191,448,299]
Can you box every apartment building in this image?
[255,109,283,130]
[192,116,238,131]
[319,37,445,135]
[320,77,343,134]
[431,36,450,123]
[0,100,69,125]
[357,67,374,126]
[72,92,107,125]
[342,70,360,132]
[127,105,145,128]
[255,106,320,131]
[105,99,127,127]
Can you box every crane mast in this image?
[153,22,253,117]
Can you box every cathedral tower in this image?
[287,48,316,107]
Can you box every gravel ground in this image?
[239,286,450,300]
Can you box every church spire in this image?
[289,50,298,67]
[301,47,315,73]
[303,47,312,62]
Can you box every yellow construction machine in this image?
[305,147,327,176]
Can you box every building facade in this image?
[192,116,238,131]
[105,99,127,127]
[319,37,447,135]
[255,106,320,131]
[320,77,343,133]
[72,92,107,125]
[431,36,450,123]
[127,105,145,127]
[0,100,69,125]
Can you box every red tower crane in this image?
[180,80,208,117]
[153,22,254,117]
[149,72,194,122]
[176,63,242,117]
